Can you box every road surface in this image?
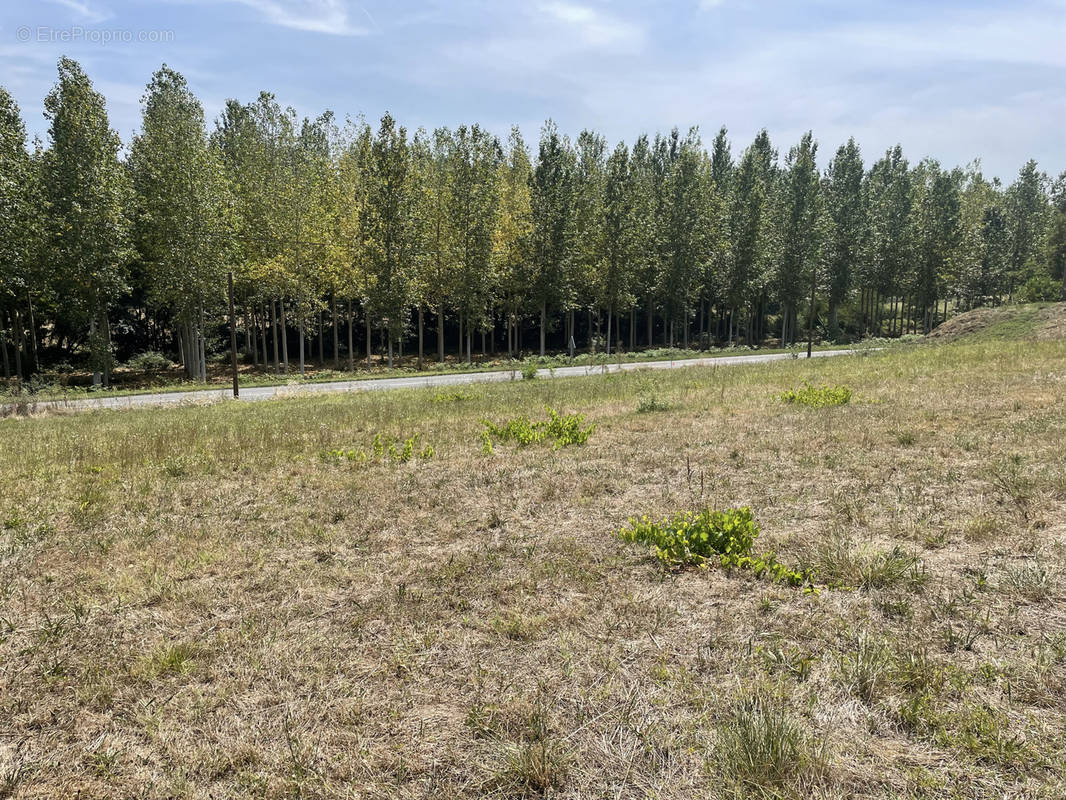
[18,348,862,414]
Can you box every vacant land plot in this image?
[2,338,1065,799]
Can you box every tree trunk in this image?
[280,299,289,372]
[198,304,206,382]
[332,295,340,369]
[1,315,10,380]
[365,316,371,369]
[437,302,445,364]
[645,293,653,347]
[539,302,546,357]
[605,304,613,356]
[260,304,268,367]
[317,309,324,367]
[247,311,257,366]
[347,299,355,372]
[298,314,306,377]
[26,296,39,373]
[12,309,23,382]
[270,301,279,374]
[417,305,424,372]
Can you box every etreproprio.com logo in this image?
[16,26,175,44]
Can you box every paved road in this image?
[20,348,861,414]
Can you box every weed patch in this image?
[779,382,852,407]
[322,433,434,465]
[480,407,595,452]
[617,507,810,586]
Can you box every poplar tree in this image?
[363,113,414,366]
[448,124,501,362]
[530,120,575,355]
[661,129,709,348]
[0,88,38,380]
[597,142,637,354]
[864,146,913,333]
[912,160,961,332]
[571,129,607,347]
[410,127,455,364]
[41,58,130,386]
[724,132,775,344]
[775,131,822,346]
[1047,172,1066,297]
[629,135,659,346]
[130,66,231,380]
[493,127,534,356]
[822,138,865,339]
[1005,160,1049,296]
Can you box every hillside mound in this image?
[928,302,1066,342]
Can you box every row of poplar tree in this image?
[2,58,1065,384]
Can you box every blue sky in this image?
[2,0,1064,181]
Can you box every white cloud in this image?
[225,0,369,35]
[43,0,111,23]
[539,2,644,49]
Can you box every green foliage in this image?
[481,407,594,451]
[521,362,539,381]
[779,381,852,407]
[322,433,434,465]
[1017,272,1062,302]
[636,394,669,413]
[431,389,481,403]
[126,351,174,372]
[617,507,810,585]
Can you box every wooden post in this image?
[228,272,239,398]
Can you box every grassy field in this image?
[2,334,1065,798]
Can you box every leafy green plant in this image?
[322,433,434,465]
[617,507,810,586]
[779,382,852,408]
[521,362,539,381]
[481,407,595,451]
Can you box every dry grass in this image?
[928,301,1066,343]
[2,338,1065,799]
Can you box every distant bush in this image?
[521,362,539,380]
[1017,273,1062,303]
[480,407,594,452]
[780,382,852,408]
[617,507,810,586]
[126,351,174,372]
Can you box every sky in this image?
[1,0,1064,181]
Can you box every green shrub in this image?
[617,507,810,585]
[481,407,595,451]
[1017,273,1062,303]
[779,382,852,408]
[521,362,539,381]
[126,351,174,372]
